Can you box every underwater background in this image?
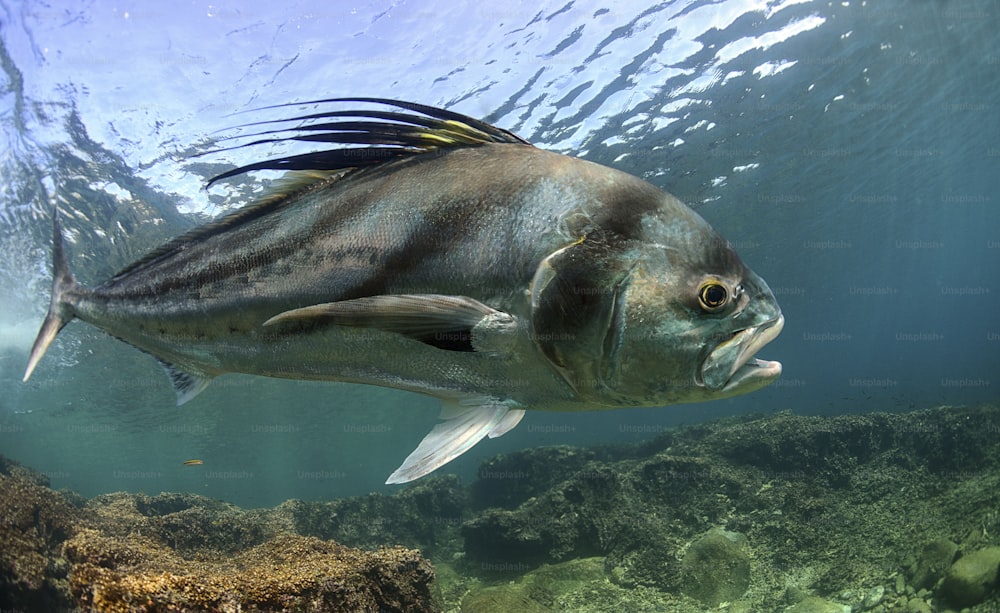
[0,0,998,513]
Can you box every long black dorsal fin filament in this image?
[112,99,530,282]
[206,97,532,186]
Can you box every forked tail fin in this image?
[23,211,78,382]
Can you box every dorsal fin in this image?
[205,97,533,186]
[112,99,530,282]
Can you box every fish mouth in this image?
[700,314,784,394]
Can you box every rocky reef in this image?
[0,455,79,611]
[0,463,435,611]
[2,404,999,612]
[452,405,1000,612]
[64,530,432,612]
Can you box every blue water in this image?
[0,0,997,507]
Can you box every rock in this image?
[461,506,571,570]
[606,532,684,592]
[908,537,958,589]
[0,456,80,611]
[459,557,621,613]
[680,528,751,606]
[4,402,1000,612]
[785,584,811,603]
[861,584,884,609]
[65,531,436,612]
[471,446,597,509]
[461,586,551,613]
[280,473,468,556]
[49,480,439,612]
[893,574,905,595]
[904,597,932,613]
[940,546,1000,608]
[784,596,851,613]
[461,462,625,569]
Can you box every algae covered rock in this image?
[940,545,1000,607]
[679,527,751,606]
[472,446,599,509]
[457,405,1000,611]
[908,537,957,589]
[784,596,850,613]
[461,585,552,613]
[7,403,1000,612]
[0,454,437,613]
[0,455,79,611]
[461,465,623,570]
[904,597,933,613]
[461,502,594,572]
[280,473,468,556]
[860,584,884,609]
[461,557,606,612]
[89,490,270,554]
[459,557,674,613]
[606,531,684,592]
[65,531,435,612]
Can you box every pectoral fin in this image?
[264,294,504,352]
[385,398,525,484]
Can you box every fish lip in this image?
[700,314,784,393]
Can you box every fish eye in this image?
[698,281,729,312]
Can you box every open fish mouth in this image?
[700,314,784,393]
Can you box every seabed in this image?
[2,404,999,612]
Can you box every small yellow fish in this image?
[182,459,203,466]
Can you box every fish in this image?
[22,97,784,484]
[182,459,203,466]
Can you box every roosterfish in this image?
[23,98,783,483]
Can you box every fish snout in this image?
[699,313,784,394]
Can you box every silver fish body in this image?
[24,99,783,483]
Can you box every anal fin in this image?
[158,360,213,406]
[385,398,523,484]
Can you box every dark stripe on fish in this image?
[592,178,667,242]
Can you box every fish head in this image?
[531,188,783,407]
[610,246,784,405]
